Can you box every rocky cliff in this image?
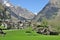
[1,0,35,22]
[33,0,60,22]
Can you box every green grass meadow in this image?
[0,30,60,40]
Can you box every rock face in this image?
[14,6,35,19]
[3,0,35,22]
[6,6,27,23]
[0,0,35,29]
[33,0,60,22]
[0,0,3,4]
[8,6,35,22]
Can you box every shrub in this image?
[41,18,48,27]
[0,26,5,29]
[25,31,31,33]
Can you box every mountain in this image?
[2,0,35,22]
[33,0,60,22]
[14,6,35,19]
[0,0,3,4]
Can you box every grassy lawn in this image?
[0,30,60,40]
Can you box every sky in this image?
[9,0,49,14]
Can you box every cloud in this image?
[34,13,37,15]
[3,0,13,7]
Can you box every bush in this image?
[0,24,5,29]
[37,25,44,27]
[41,18,48,27]
[25,31,31,33]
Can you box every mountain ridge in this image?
[0,0,35,22]
[33,0,60,22]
